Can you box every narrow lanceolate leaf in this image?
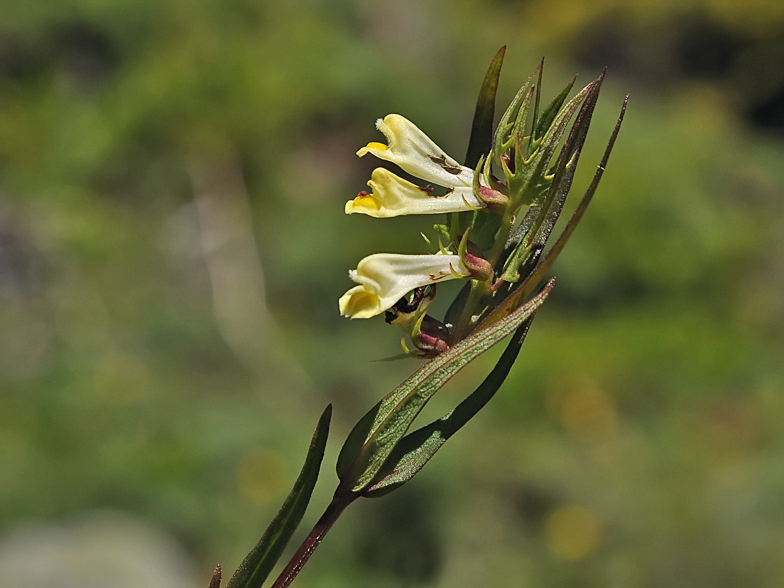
[362,289,549,497]
[337,280,554,494]
[527,71,605,250]
[479,96,628,333]
[226,405,332,588]
[495,65,539,158]
[464,46,505,169]
[504,72,603,250]
[451,46,506,248]
[510,82,591,207]
[533,75,577,142]
[529,59,545,142]
[336,400,381,480]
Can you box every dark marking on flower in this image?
[397,287,429,313]
[418,185,455,199]
[429,154,463,175]
[385,286,437,325]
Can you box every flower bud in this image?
[411,316,451,356]
[475,184,509,210]
[458,231,494,282]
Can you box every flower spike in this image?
[220,50,626,588]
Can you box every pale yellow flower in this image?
[339,252,470,319]
[356,115,473,188]
[345,167,481,218]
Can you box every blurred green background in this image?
[0,0,783,586]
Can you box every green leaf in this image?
[533,75,577,142]
[464,46,505,169]
[500,241,538,284]
[470,208,504,250]
[504,72,604,251]
[494,65,539,163]
[337,280,554,494]
[450,46,506,250]
[362,289,549,497]
[226,405,332,588]
[479,95,628,333]
[529,58,544,144]
[336,400,381,480]
[510,82,591,207]
[527,71,605,249]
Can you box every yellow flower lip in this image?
[339,285,383,319]
[356,141,388,156]
[345,191,381,214]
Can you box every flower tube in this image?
[339,253,470,319]
[345,168,482,218]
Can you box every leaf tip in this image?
[208,564,222,588]
[316,403,333,434]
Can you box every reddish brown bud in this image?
[476,184,509,210]
[412,315,451,356]
[459,238,494,281]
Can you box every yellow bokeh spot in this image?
[548,378,618,446]
[545,505,603,560]
[235,448,289,504]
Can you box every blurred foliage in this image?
[0,0,783,587]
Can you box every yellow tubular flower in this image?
[339,253,470,319]
[345,168,482,218]
[356,115,473,189]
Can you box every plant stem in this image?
[452,279,486,342]
[453,206,514,342]
[270,493,355,588]
[487,207,514,268]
